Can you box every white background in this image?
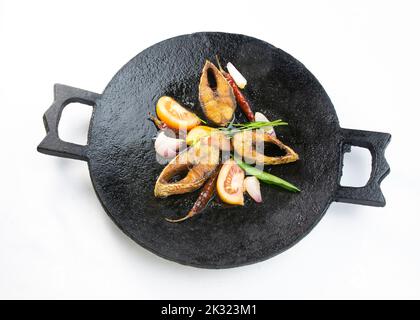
[1,0,419,299]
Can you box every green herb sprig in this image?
[219,119,288,136]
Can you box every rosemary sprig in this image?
[231,120,288,128]
[197,116,208,125]
[219,119,288,136]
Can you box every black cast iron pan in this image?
[38,32,391,268]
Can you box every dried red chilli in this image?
[222,71,255,122]
[165,164,222,223]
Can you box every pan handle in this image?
[37,84,101,161]
[334,128,391,207]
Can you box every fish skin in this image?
[154,143,220,198]
[199,60,236,126]
[232,130,299,165]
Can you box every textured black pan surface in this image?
[38,32,390,268]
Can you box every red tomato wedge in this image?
[217,159,245,205]
[156,96,201,131]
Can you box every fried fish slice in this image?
[154,142,220,198]
[199,60,236,126]
[232,130,299,165]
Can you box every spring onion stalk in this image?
[236,160,300,193]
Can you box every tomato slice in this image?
[217,159,245,205]
[156,96,201,131]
